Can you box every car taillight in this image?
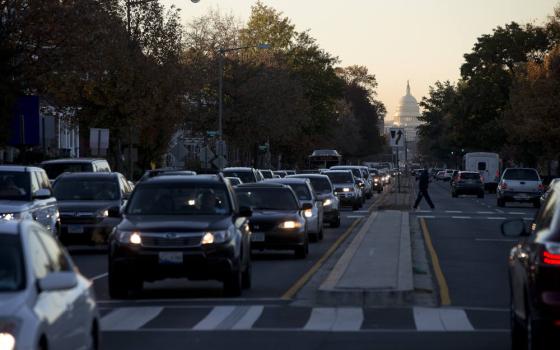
[500,182,508,190]
[543,251,560,265]
[539,184,545,191]
[480,175,484,182]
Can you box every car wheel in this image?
[89,321,100,350]
[498,198,506,207]
[242,259,252,290]
[331,216,341,228]
[309,232,319,243]
[352,202,360,211]
[533,200,541,209]
[510,294,526,350]
[378,189,382,194]
[525,308,545,350]
[295,238,309,259]
[318,226,324,241]
[224,268,243,297]
[108,264,129,299]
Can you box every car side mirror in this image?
[108,206,121,218]
[239,206,252,218]
[33,188,52,200]
[302,203,313,211]
[38,272,77,292]
[501,219,529,237]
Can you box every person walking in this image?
[413,168,435,210]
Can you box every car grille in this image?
[141,234,203,248]
[250,222,277,232]
[60,211,98,224]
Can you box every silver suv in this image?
[0,166,60,234]
[497,168,544,208]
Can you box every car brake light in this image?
[543,251,560,265]
[500,182,508,190]
[539,184,545,191]
[480,175,484,182]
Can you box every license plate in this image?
[158,252,183,265]
[67,225,84,234]
[515,194,529,199]
[251,232,265,242]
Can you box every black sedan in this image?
[53,172,132,244]
[107,175,252,298]
[502,181,560,350]
[235,183,311,258]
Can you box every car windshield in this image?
[0,234,25,292]
[127,184,231,215]
[222,171,254,183]
[0,172,30,201]
[461,173,481,180]
[260,171,273,179]
[235,188,299,210]
[307,178,332,194]
[369,170,379,176]
[285,183,312,201]
[42,163,93,180]
[333,168,361,178]
[54,178,120,201]
[503,169,539,181]
[325,172,353,184]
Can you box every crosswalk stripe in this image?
[101,307,163,331]
[440,309,474,331]
[487,217,507,220]
[193,306,236,330]
[413,307,445,331]
[304,307,336,331]
[231,306,264,330]
[332,307,363,331]
[451,216,471,219]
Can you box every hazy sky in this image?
[164,0,558,120]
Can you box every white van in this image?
[462,152,500,192]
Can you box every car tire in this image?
[309,233,319,243]
[89,321,100,350]
[242,259,252,290]
[331,216,341,228]
[378,189,382,194]
[108,264,130,299]
[224,268,243,297]
[318,226,324,241]
[294,238,309,259]
[352,202,360,211]
[533,200,541,209]
[525,306,545,350]
[497,198,506,207]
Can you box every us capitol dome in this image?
[392,81,422,142]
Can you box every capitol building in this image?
[385,81,423,161]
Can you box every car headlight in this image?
[0,318,19,350]
[343,188,351,192]
[323,198,332,207]
[97,209,109,218]
[116,231,142,245]
[201,229,233,245]
[278,221,302,229]
[0,333,15,350]
[0,213,20,221]
[304,209,313,218]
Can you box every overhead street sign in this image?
[389,127,405,148]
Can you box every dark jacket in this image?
[418,171,430,190]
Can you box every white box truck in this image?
[463,152,500,192]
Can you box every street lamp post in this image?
[217,43,270,170]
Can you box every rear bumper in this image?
[498,191,541,202]
[60,219,119,243]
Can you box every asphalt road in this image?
[68,180,530,350]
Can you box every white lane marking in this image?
[354,210,370,213]
[231,306,264,330]
[508,212,525,215]
[439,309,474,331]
[91,273,108,281]
[487,217,507,220]
[413,307,444,331]
[445,211,462,213]
[193,306,236,330]
[347,215,365,218]
[495,209,505,213]
[475,238,518,242]
[101,307,163,331]
[477,211,494,214]
[332,307,363,331]
[417,215,436,219]
[451,216,471,219]
[304,308,336,331]
[417,210,432,213]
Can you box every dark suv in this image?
[108,175,252,298]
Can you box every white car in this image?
[0,220,99,350]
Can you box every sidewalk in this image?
[316,210,414,306]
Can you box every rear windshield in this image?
[369,170,379,175]
[324,172,353,184]
[503,169,539,181]
[42,163,93,180]
[0,172,31,201]
[127,184,231,215]
[222,171,255,183]
[460,173,481,180]
[0,234,25,292]
[260,171,273,179]
[54,178,120,201]
[235,188,299,210]
[308,178,332,194]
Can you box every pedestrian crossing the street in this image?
[99,305,509,333]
